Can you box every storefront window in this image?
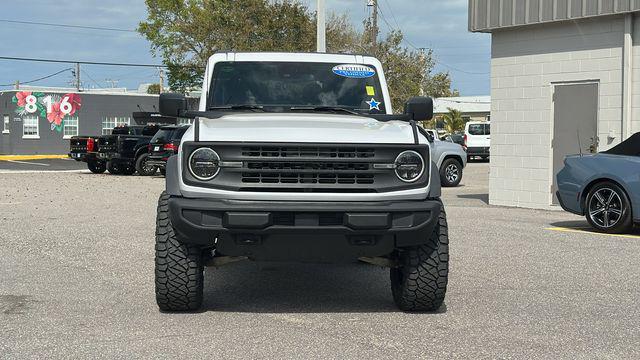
[2,115,9,134]
[63,117,79,138]
[102,116,131,135]
[22,116,39,139]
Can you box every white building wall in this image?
[490,15,628,209]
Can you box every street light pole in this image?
[317,0,326,53]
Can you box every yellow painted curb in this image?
[546,227,640,239]
[0,155,69,161]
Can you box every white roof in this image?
[433,96,491,114]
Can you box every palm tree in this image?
[443,108,465,134]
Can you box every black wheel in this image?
[391,206,449,312]
[160,168,166,176]
[155,192,204,311]
[585,182,633,234]
[136,153,157,176]
[439,158,462,187]
[107,161,123,175]
[87,160,106,174]
[122,163,136,176]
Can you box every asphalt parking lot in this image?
[0,157,86,172]
[1,162,639,358]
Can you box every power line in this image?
[0,19,136,33]
[0,56,166,68]
[375,3,490,76]
[81,69,103,89]
[0,68,72,87]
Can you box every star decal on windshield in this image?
[366,98,381,111]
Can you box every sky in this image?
[0,0,491,95]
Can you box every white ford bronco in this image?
[156,52,449,312]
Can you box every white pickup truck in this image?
[155,52,449,312]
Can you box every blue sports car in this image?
[556,133,640,233]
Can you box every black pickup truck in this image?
[69,136,107,173]
[96,125,160,175]
[146,125,189,176]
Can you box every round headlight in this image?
[394,150,425,183]
[188,148,220,180]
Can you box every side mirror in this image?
[404,97,433,121]
[159,93,188,117]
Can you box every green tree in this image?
[139,0,316,92]
[147,83,161,94]
[442,108,465,134]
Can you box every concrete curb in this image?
[0,155,69,161]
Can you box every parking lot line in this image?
[546,227,640,239]
[6,160,50,166]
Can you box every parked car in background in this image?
[556,133,640,234]
[97,125,160,175]
[423,129,467,187]
[464,121,490,161]
[444,133,464,146]
[146,125,189,176]
[69,135,106,173]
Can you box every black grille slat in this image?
[242,146,375,159]
[239,145,377,187]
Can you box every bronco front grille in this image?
[239,146,376,186]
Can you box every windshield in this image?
[208,61,387,113]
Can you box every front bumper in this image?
[167,196,442,262]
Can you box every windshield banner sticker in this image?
[366,98,381,111]
[332,64,376,78]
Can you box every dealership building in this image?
[470,0,640,209]
[0,86,196,155]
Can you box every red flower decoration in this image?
[15,91,32,107]
[47,102,64,126]
[64,93,82,115]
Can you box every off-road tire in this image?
[439,158,462,187]
[391,207,449,312]
[136,153,157,176]
[87,160,106,174]
[585,181,633,234]
[107,161,122,175]
[155,191,204,311]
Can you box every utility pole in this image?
[367,0,379,51]
[158,67,165,93]
[419,48,427,96]
[316,0,326,52]
[75,62,81,91]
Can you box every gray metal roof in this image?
[469,0,640,32]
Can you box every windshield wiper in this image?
[208,105,266,112]
[289,106,360,115]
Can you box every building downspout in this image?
[622,14,633,140]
